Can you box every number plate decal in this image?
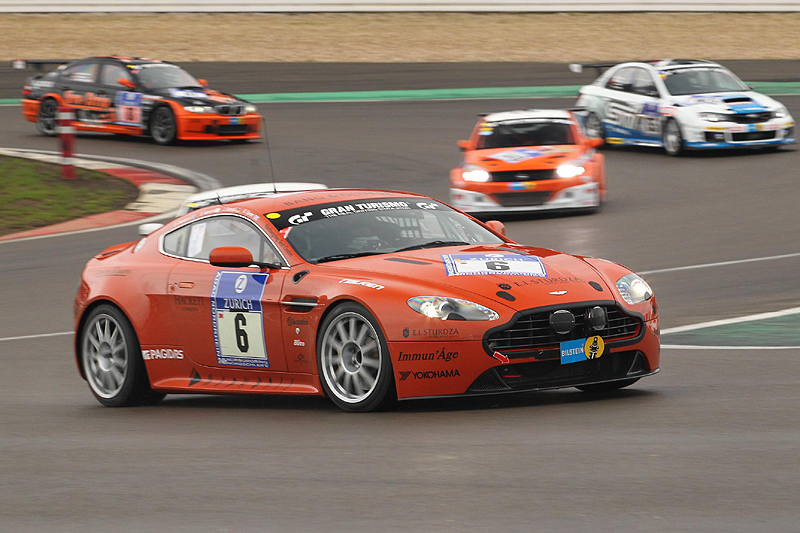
[115,91,143,126]
[210,271,270,368]
[441,253,547,277]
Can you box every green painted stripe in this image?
[3,81,799,106]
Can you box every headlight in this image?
[699,112,731,123]
[462,164,491,182]
[408,296,499,321]
[245,104,258,114]
[556,164,585,179]
[616,274,653,305]
[184,105,214,113]
[773,106,789,119]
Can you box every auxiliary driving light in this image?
[550,309,575,335]
[587,306,607,331]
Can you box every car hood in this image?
[148,87,246,106]
[671,91,780,113]
[326,243,616,309]
[465,145,582,171]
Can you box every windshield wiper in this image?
[313,251,385,264]
[392,240,470,253]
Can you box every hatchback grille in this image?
[215,104,246,116]
[729,112,772,124]
[486,305,640,354]
[731,131,776,142]
[493,191,553,207]
[490,169,556,182]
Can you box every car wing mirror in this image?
[485,220,506,236]
[138,223,163,236]
[457,140,471,151]
[209,246,255,268]
[118,78,136,90]
[197,78,209,87]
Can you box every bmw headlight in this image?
[462,164,491,182]
[699,112,731,123]
[408,296,499,321]
[773,106,789,119]
[556,163,585,179]
[245,104,258,114]
[616,274,653,305]
[184,105,214,113]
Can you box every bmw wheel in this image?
[577,378,639,393]
[317,303,395,412]
[36,98,58,136]
[663,119,684,156]
[80,304,162,407]
[150,106,177,145]
[585,112,606,144]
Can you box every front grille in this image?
[728,111,772,124]
[732,131,776,142]
[493,191,553,207]
[486,305,640,356]
[216,124,249,136]
[215,104,246,116]
[467,350,648,393]
[490,169,556,182]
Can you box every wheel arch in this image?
[74,298,141,381]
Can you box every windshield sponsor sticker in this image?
[441,253,547,277]
[169,88,207,99]
[211,271,270,368]
[489,148,548,163]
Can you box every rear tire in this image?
[36,98,58,136]
[663,119,684,156]
[80,304,158,407]
[576,378,639,393]
[150,105,177,145]
[317,302,396,412]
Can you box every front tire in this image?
[150,105,177,145]
[80,304,158,407]
[663,119,684,156]
[317,302,395,412]
[36,98,58,136]
[576,378,639,393]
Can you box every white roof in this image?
[483,109,572,123]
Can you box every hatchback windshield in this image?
[477,120,575,149]
[135,64,202,90]
[663,68,749,96]
[267,198,504,263]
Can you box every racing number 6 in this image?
[234,313,249,352]
[485,261,510,271]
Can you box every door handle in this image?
[178,282,195,289]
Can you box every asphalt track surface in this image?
[1,62,799,531]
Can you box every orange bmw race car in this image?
[74,189,659,412]
[17,56,261,144]
[450,110,606,214]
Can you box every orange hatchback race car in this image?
[17,56,262,144]
[74,189,659,412]
[450,110,606,215]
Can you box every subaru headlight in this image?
[556,163,585,179]
[616,274,653,305]
[699,112,731,123]
[462,164,491,182]
[773,106,789,119]
[408,296,499,321]
[184,105,214,113]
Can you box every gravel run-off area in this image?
[1,13,799,62]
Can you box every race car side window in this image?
[99,64,133,88]
[631,68,659,98]
[62,62,99,84]
[605,67,635,92]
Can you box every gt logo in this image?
[416,202,438,210]
[288,212,313,225]
[234,275,247,294]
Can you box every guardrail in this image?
[0,1,798,12]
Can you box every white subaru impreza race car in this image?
[571,59,796,156]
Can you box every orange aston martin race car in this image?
[450,109,606,214]
[75,189,659,412]
[17,56,261,144]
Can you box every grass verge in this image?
[0,155,139,236]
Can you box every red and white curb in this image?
[0,148,197,242]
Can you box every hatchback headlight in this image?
[184,105,214,113]
[245,104,258,114]
[616,274,653,305]
[408,296,499,321]
[462,164,491,182]
[773,106,789,119]
[699,112,731,123]
[556,163,585,179]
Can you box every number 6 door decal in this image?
[211,271,270,368]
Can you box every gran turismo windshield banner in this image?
[265,197,447,230]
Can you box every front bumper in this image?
[684,119,795,149]
[176,113,262,141]
[450,181,600,214]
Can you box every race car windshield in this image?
[267,198,504,263]
[135,65,202,90]
[477,121,575,149]
[663,68,749,96]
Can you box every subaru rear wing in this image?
[11,59,74,72]
[568,63,618,75]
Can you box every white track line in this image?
[0,331,73,342]
[663,345,800,350]
[639,251,800,275]
[661,306,800,335]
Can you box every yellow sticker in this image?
[584,335,605,360]
[706,127,724,132]
[606,137,623,145]
[266,212,281,219]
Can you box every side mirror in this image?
[197,78,209,87]
[485,220,506,236]
[587,137,604,148]
[138,223,163,236]
[457,140,471,152]
[209,246,254,268]
[118,78,136,89]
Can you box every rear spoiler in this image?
[11,59,74,72]
[569,62,618,75]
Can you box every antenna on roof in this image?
[261,116,277,194]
